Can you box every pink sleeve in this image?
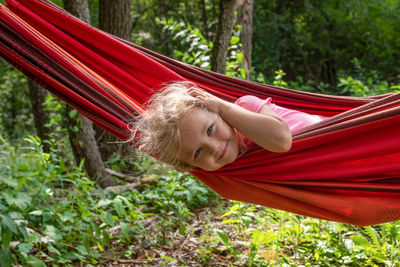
[234,95,272,113]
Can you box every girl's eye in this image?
[194,148,202,159]
[207,124,214,136]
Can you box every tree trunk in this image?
[63,0,116,187]
[210,0,236,74]
[68,114,116,187]
[97,0,137,172]
[28,80,52,153]
[99,0,132,41]
[63,0,91,23]
[201,0,210,41]
[235,0,254,80]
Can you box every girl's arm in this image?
[194,90,292,153]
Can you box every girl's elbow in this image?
[277,129,292,152]
[281,134,292,152]
[261,122,292,153]
[264,132,292,153]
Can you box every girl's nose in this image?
[207,140,220,156]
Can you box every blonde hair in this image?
[132,81,206,171]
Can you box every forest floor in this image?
[99,199,259,266]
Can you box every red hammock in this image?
[1,0,400,226]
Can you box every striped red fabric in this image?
[1,0,400,225]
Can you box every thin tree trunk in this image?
[28,80,52,153]
[97,0,137,171]
[68,114,116,187]
[210,0,236,74]
[99,0,131,41]
[235,0,253,80]
[63,0,91,23]
[63,0,116,187]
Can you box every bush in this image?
[0,136,218,266]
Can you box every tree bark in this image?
[235,0,254,80]
[210,0,236,74]
[63,0,90,23]
[63,0,116,187]
[28,80,52,153]
[97,0,137,171]
[99,0,132,41]
[68,114,116,187]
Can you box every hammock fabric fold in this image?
[1,0,400,226]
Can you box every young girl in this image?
[134,82,325,171]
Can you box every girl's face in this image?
[178,107,239,171]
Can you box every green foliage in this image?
[0,60,33,139]
[158,18,246,79]
[130,0,219,57]
[272,70,288,88]
[253,0,400,90]
[159,18,211,69]
[0,135,218,265]
[338,58,400,96]
[199,201,400,266]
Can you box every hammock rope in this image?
[1,0,400,226]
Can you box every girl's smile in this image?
[178,108,239,171]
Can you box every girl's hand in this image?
[189,88,226,114]
[191,88,292,153]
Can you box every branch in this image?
[105,168,136,181]
[104,177,156,193]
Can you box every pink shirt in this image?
[235,95,326,132]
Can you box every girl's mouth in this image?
[217,141,228,161]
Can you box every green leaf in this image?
[69,125,79,133]
[26,255,46,267]
[113,198,124,216]
[97,242,104,252]
[48,244,61,256]
[230,36,240,45]
[235,52,244,63]
[120,222,130,236]
[97,199,112,208]
[75,245,88,256]
[251,229,277,247]
[102,230,111,246]
[43,153,50,162]
[44,225,62,242]
[103,212,115,227]
[241,216,252,227]
[365,226,381,247]
[214,229,231,247]
[314,251,320,261]
[1,214,18,234]
[1,226,12,247]
[4,191,31,211]
[68,109,78,118]
[57,211,76,223]
[351,234,371,248]
[0,248,12,267]
[17,243,32,254]
[119,196,134,211]
[221,219,240,225]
